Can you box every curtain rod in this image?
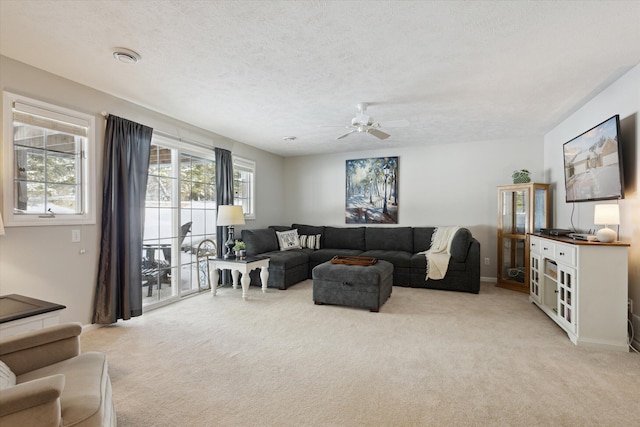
[100,111,214,150]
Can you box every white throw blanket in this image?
[419,226,461,281]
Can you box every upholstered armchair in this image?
[0,323,115,426]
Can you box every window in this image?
[233,157,255,219]
[2,92,96,226]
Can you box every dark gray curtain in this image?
[215,148,234,284]
[93,115,152,324]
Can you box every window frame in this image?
[1,92,96,226]
[233,156,256,220]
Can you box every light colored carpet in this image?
[81,281,640,426]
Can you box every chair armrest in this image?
[0,374,64,426]
[0,323,82,375]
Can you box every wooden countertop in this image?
[529,233,630,247]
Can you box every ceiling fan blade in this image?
[378,119,409,128]
[367,128,390,140]
[337,130,357,140]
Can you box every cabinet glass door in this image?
[501,189,529,234]
[557,265,577,333]
[530,253,541,302]
[534,187,547,233]
[500,237,526,283]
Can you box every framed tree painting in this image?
[345,156,398,224]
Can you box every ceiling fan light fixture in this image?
[328,103,409,140]
[112,48,141,64]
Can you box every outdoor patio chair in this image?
[142,221,192,297]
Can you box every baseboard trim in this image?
[481,276,497,283]
[82,323,101,333]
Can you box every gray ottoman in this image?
[312,260,393,312]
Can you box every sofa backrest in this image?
[324,226,365,250]
[449,228,472,262]
[269,225,293,232]
[412,227,435,253]
[413,227,472,262]
[291,223,325,238]
[241,228,279,255]
[365,227,413,252]
[244,225,472,261]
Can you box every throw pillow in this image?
[276,229,301,251]
[299,234,322,250]
[0,360,16,390]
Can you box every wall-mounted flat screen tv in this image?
[563,115,624,203]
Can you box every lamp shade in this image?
[217,205,245,226]
[594,204,620,225]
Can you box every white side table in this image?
[0,294,66,338]
[209,256,270,300]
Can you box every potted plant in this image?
[512,169,531,184]
[233,240,246,259]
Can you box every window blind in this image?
[13,102,89,137]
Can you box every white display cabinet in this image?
[529,234,629,351]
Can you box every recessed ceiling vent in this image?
[112,48,141,64]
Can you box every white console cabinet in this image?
[529,234,629,351]
[0,294,66,339]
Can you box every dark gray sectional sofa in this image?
[241,224,480,294]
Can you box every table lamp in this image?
[217,205,245,258]
[594,204,619,243]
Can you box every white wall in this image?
[544,64,640,322]
[283,138,544,280]
[0,56,286,325]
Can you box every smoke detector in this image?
[112,48,141,64]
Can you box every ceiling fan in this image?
[323,103,409,140]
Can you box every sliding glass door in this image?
[179,152,217,297]
[142,137,216,308]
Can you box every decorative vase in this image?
[235,250,246,259]
[512,170,531,184]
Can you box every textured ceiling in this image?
[1,1,639,157]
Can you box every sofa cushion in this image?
[412,227,471,262]
[365,227,413,252]
[292,224,325,248]
[241,228,279,256]
[261,250,309,269]
[410,253,466,272]
[17,352,110,427]
[324,227,365,250]
[276,229,302,251]
[359,250,413,268]
[308,248,364,267]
